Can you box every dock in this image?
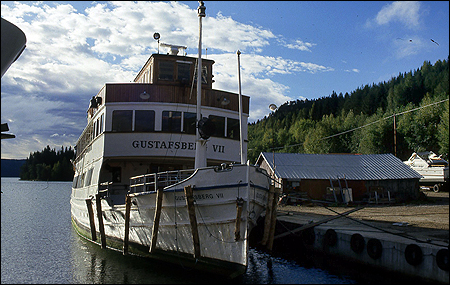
[257,192,449,284]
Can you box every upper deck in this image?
[87,52,249,120]
[77,51,249,162]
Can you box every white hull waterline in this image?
[71,165,270,277]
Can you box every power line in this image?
[266,98,449,151]
[321,98,448,140]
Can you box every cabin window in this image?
[177,62,192,83]
[183,112,196,134]
[158,61,174,81]
[112,167,121,183]
[135,110,155,132]
[85,168,94,187]
[99,114,104,134]
[112,110,132,132]
[209,115,225,138]
[227,118,240,140]
[162,111,181,132]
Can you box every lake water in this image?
[1,177,358,284]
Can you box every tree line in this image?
[248,57,449,163]
[20,145,75,181]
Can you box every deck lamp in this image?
[140,91,150,99]
[218,95,230,106]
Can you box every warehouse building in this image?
[256,152,422,203]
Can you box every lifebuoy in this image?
[324,229,338,247]
[350,233,365,253]
[436,248,449,271]
[405,244,423,266]
[367,238,383,259]
[433,184,440,192]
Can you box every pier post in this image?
[85,198,97,241]
[267,187,281,252]
[184,185,200,259]
[95,193,106,249]
[150,187,164,253]
[235,198,244,241]
[123,195,131,255]
[261,185,275,246]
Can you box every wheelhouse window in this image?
[209,115,225,138]
[158,61,174,81]
[162,111,181,133]
[177,62,192,83]
[227,118,240,140]
[135,110,155,132]
[183,112,196,134]
[194,65,208,84]
[112,110,132,132]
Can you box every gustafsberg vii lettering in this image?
[132,140,195,150]
[132,140,225,153]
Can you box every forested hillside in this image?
[248,58,449,163]
[20,145,75,181]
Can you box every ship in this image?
[70,2,271,278]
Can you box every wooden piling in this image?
[267,187,281,252]
[234,198,244,241]
[95,193,106,249]
[85,198,97,241]
[184,185,200,259]
[150,187,164,253]
[261,185,275,246]
[123,195,131,255]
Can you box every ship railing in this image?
[129,169,196,193]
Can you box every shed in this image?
[256,152,422,203]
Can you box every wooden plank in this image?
[261,186,275,246]
[85,198,97,241]
[150,187,164,253]
[273,207,364,240]
[123,195,131,255]
[266,187,281,251]
[234,198,244,241]
[95,193,107,249]
[184,185,200,258]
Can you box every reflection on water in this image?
[1,178,356,284]
[69,229,355,284]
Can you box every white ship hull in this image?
[71,164,270,278]
[70,5,273,276]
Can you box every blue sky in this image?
[1,1,449,159]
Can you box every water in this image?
[1,177,357,284]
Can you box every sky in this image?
[1,1,449,159]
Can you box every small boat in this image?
[404,151,449,192]
[70,1,271,278]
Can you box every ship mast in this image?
[195,1,207,169]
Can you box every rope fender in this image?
[350,233,365,254]
[367,238,383,260]
[405,244,423,266]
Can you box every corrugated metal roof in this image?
[258,152,422,181]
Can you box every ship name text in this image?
[132,140,225,153]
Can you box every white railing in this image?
[129,169,196,193]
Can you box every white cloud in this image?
[285,39,316,52]
[392,35,424,58]
[1,1,336,158]
[368,1,422,29]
